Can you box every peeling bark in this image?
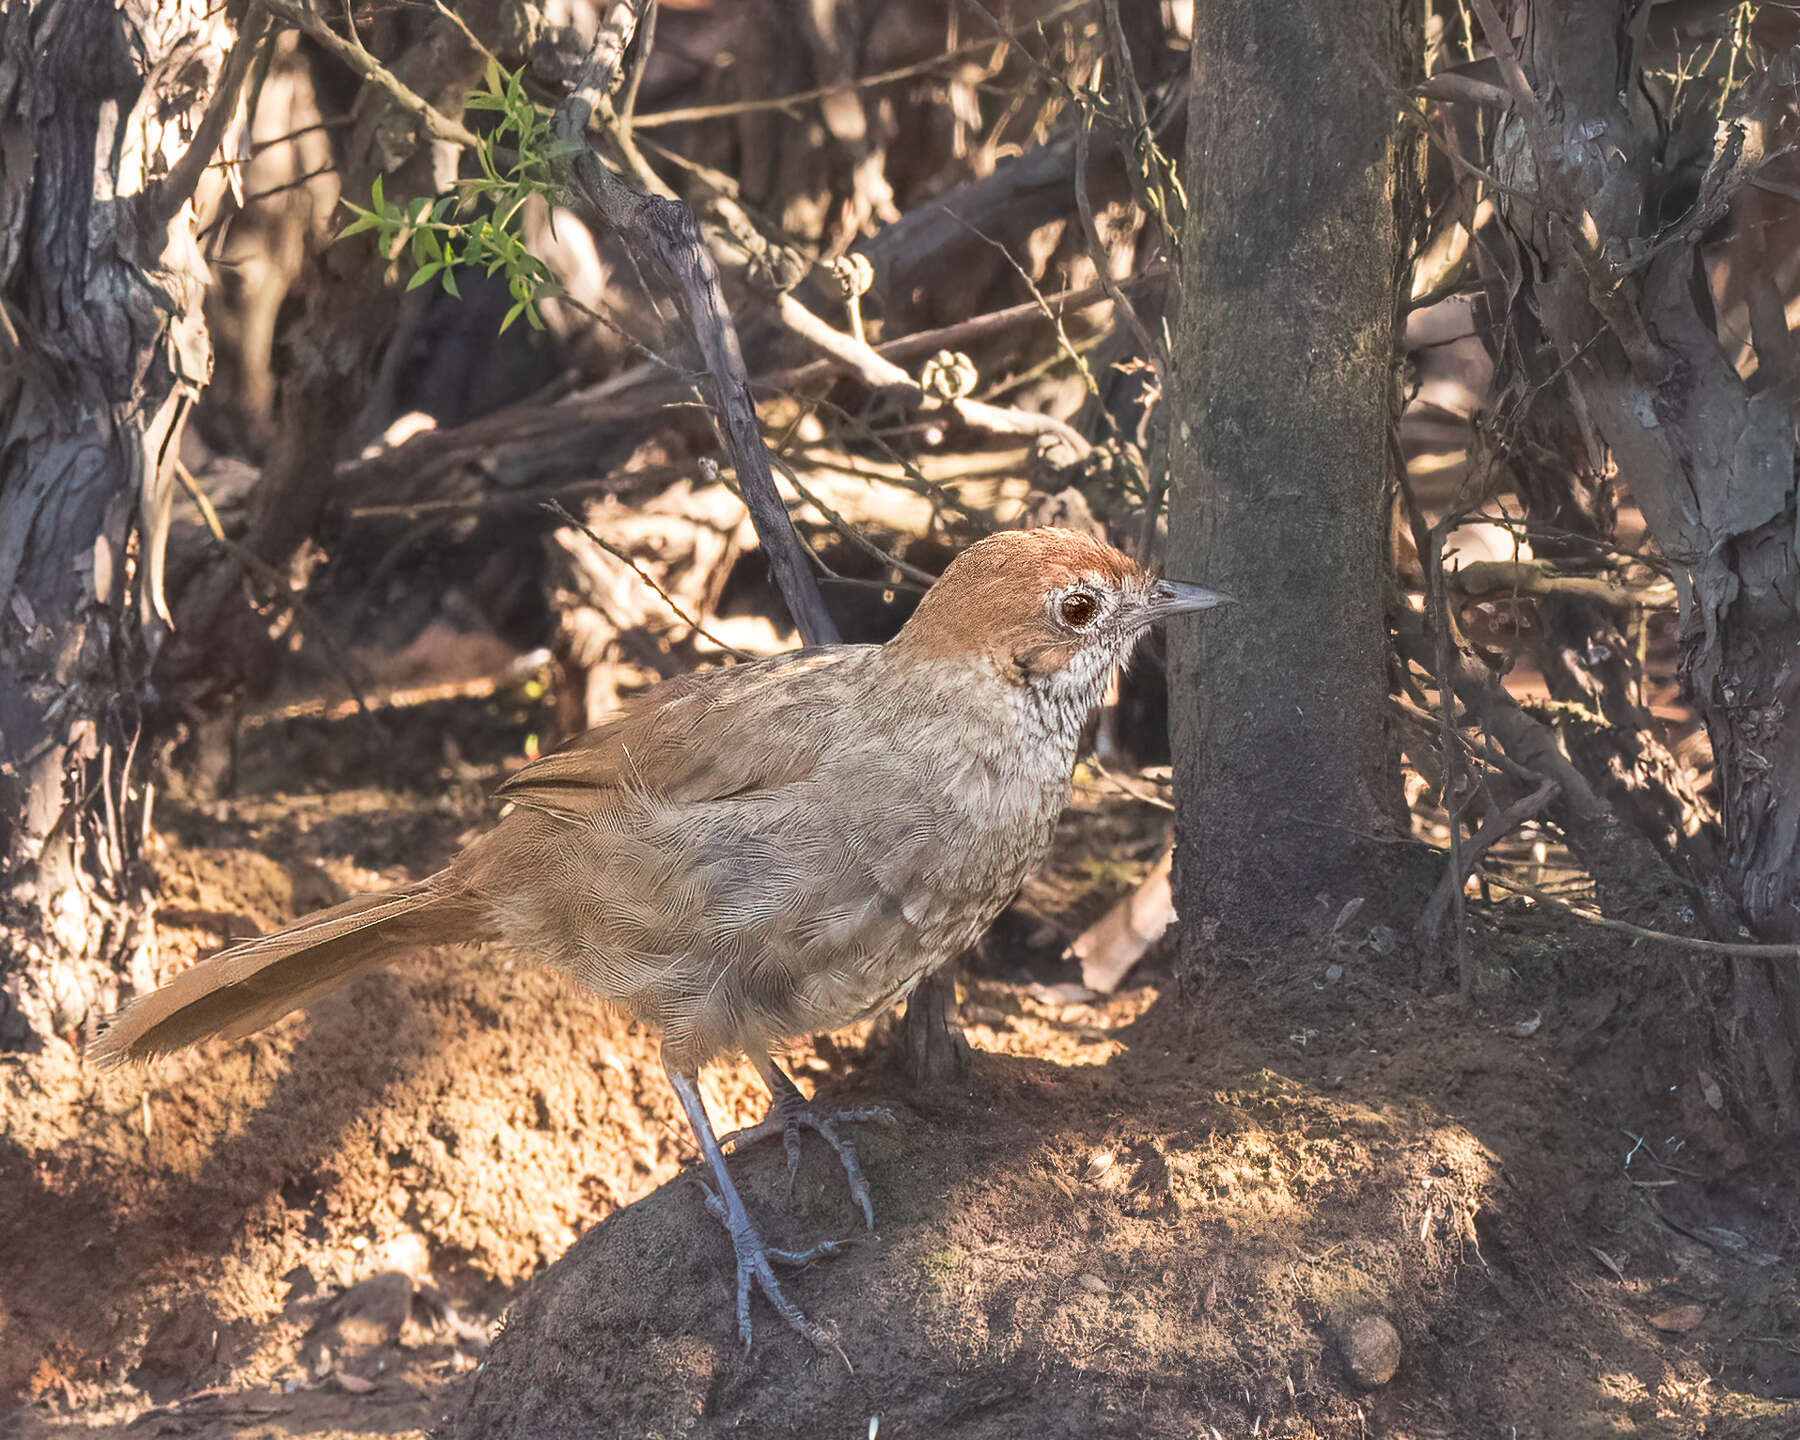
[0,0,246,1044]
[1478,0,1800,1121]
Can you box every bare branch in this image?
[259,0,481,150]
[149,2,272,228]
[550,1,838,645]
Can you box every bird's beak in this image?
[1144,577,1232,620]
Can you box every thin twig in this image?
[543,500,753,660]
[1484,875,1800,960]
[765,455,938,587]
[260,0,481,149]
[1418,779,1558,944]
[149,2,272,227]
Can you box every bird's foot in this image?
[690,1178,856,1359]
[721,1100,896,1228]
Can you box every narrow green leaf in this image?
[407,260,444,290]
[499,298,528,333]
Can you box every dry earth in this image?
[2,694,1796,1438]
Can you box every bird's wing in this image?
[492,647,873,820]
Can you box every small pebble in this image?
[1341,1314,1401,1389]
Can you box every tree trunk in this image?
[1478,0,1800,1124]
[1165,0,1419,948]
[0,1,255,1046]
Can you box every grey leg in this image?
[719,1051,894,1229]
[665,1062,851,1354]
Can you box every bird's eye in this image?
[1059,591,1099,628]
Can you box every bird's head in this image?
[891,527,1228,716]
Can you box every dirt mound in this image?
[445,979,1792,1439]
[3,710,1796,1437]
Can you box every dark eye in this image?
[1059,591,1098,628]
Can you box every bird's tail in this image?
[88,875,494,1067]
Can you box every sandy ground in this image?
[3,695,1796,1437]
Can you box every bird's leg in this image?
[665,1062,851,1353]
[719,1051,894,1228]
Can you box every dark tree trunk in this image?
[1476,0,1800,1124]
[1165,0,1419,948]
[0,0,250,1045]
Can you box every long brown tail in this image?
[89,875,493,1066]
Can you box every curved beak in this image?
[1144,577,1232,620]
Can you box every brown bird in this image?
[92,527,1226,1347]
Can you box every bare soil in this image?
[3,693,1797,1438]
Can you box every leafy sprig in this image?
[339,60,579,332]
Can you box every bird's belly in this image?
[774,804,1058,1037]
[501,768,1067,1065]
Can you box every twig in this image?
[173,462,382,728]
[1417,779,1557,945]
[1088,756,1174,812]
[259,0,481,150]
[1483,875,1800,960]
[939,209,1103,399]
[551,1,839,646]
[771,290,1091,455]
[617,0,656,135]
[1073,112,1163,383]
[764,455,938,587]
[150,2,272,228]
[542,500,753,659]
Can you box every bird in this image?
[91,526,1227,1349]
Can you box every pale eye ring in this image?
[1059,590,1099,628]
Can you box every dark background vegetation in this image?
[2,1,1798,1434]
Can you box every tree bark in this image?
[0,0,248,1044]
[1475,0,1800,1123]
[1165,0,1419,948]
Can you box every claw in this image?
[721,1055,896,1228]
[668,1063,855,1360]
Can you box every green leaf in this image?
[441,266,461,299]
[370,173,385,211]
[499,298,528,333]
[407,259,444,290]
[338,205,381,238]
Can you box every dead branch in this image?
[1448,560,1676,609]
[550,1,837,645]
[1417,779,1558,946]
[258,0,480,150]
[1485,875,1800,962]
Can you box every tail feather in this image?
[89,877,491,1066]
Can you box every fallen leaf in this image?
[1589,1246,1626,1281]
[331,1372,376,1394]
[1083,1151,1116,1183]
[1696,1069,1724,1111]
[1505,1011,1542,1038]
[1648,1304,1705,1333]
[1075,1273,1112,1295]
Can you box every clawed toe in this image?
[695,1185,850,1359]
[724,1081,897,1228]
